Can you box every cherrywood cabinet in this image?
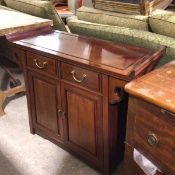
[10,31,165,175]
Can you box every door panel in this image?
[28,72,63,138]
[34,78,58,132]
[61,82,103,168]
[67,91,96,154]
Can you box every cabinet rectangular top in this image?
[13,31,165,80]
[125,61,175,113]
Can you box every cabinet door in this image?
[61,83,103,169]
[28,72,63,139]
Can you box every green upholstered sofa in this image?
[68,5,175,67]
[0,0,67,31]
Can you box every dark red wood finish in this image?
[10,31,165,175]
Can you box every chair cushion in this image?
[76,6,149,31]
[4,0,67,31]
[68,19,175,67]
[149,9,175,38]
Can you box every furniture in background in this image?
[123,61,175,175]
[0,0,67,31]
[50,0,67,6]
[68,0,82,13]
[0,8,53,116]
[94,0,173,15]
[10,31,165,175]
[68,4,175,67]
[55,0,82,22]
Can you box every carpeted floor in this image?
[0,96,122,175]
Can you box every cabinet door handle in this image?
[58,109,65,118]
[147,133,158,146]
[161,109,175,117]
[71,70,87,83]
[58,109,62,116]
[34,59,48,69]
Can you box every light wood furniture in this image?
[0,9,53,117]
[124,61,175,175]
[10,31,165,175]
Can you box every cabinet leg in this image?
[30,127,35,134]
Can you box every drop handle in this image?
[71,70,87,83]
[147,133,158,146]
[34,59,48,69]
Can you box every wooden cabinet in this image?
[124,61,175,175]
[11,31,165,175]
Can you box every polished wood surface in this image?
[16,31,165,80]
[124,62,175,175]
[11,31,165,175]
[125,61,175,114]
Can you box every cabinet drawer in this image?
[61,63,101,91]
[27,52,57,76]
[133,99,175,174]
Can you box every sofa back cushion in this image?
[4,0,67,31]
[149,9,175,38]
[76,6,149,31]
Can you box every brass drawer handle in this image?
[34,59,48,69]
[71,70,87,83]
[147,133,158,146]
[161,109,175,117]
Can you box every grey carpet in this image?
[0,96,122,175]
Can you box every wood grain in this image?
[125,61,175,114]
[14,31,165,80]
[10,31,166,175]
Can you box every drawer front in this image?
[61,63,101,91]
[132,98,175,174]
[27,52,57,76]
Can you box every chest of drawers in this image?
[10,31,165,175]
[124,61,175,175]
